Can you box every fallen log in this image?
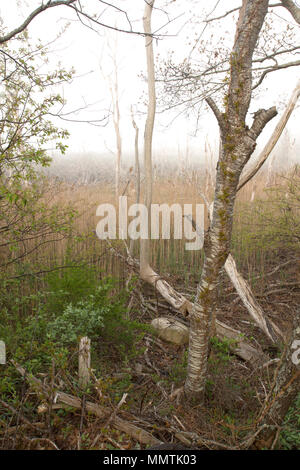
[12,361,162,448]
[225,254,284,344]
[216,320,268,363]
[150,316,268,364]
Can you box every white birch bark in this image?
[129,107,140,255]
[185,0,278,401]
[225,255,283,343]
[140,0,156,278]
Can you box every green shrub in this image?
[210,336,237,363]
[43,262,99,315]
[44,273,150,360]
[0,266,150,378]
[46,291,105,345]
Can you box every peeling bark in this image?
[129,107,140,256]
[186,209,283,344]
[138,263,267,363]
[140,0,156,278]
[225,254,284,343]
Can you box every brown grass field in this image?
[0,164,299,450]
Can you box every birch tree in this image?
[101,33,123,201]
[140,0,299,405]
[185,0,279,401]
[140,0,156,282]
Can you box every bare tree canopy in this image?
[0,0,77,44]
[0,0,153,46]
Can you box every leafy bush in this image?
[0,265,150,379]
[210,335,237,363]
[43,262,99,316]
[47,297,105,345]
[43,272,150,360]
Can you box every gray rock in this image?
[151,317,189,345]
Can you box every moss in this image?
[224,143,235,152]
[234,101,240,112]
[218,230,228,243]
[218,208,227,220]
[217,189,230,204]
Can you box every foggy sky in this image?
[1,1,299,169]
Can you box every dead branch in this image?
[0,1,77,44]
[205,4,282,24]
[12,361,162,447]
[252,60,300,90]
[238,79,300,191]
[251,258,299,280]
[225,254,284,343]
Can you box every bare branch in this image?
[252,60,300,89]
[253,46,300,63]
[205,6,240,23]
[238,79,300,191]
[0,1,77,44]
[280,0,300,24]
[205,3,282,23]
[67,2,153,38]
[249,106,278,139]
[205,96,225,130]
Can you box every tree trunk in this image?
[111,70,122,202]
[129,107,140,256]
[140,0,156,278]
[78,336,91,389]
[184,0,277,402]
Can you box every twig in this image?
[102,393,128,429]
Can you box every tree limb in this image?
[205,96,225,131]
[252,60,300,90]
[249,106,278,139]
[280,0,300,24]
[205,4,282,23]
[238,79,300,191]
[12,361,162,447]
[0,1,77,44]
[225,254,284,343]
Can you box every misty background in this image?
[1,0,299,186]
